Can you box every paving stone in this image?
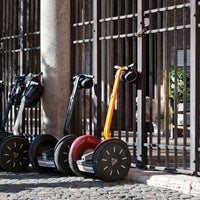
[0,167,199,200]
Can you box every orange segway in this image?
[68,63,137,181]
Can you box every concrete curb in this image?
[128,168,200,197]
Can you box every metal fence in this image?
[71,0,200,175]
[0,0,41,141]
[1,0,200,176]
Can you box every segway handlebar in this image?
[25,72,43,85]
[32,72,43,78]
[114,63,136,70]
[73,74,94,80]
[83,74,94,79]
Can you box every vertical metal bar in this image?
[190,0,199,174]
[182,0,188,169]
[88,0,93,136]
[10,0,15,132]
[23,0,28,136]
[5,0,11,131]
[74,0,81,135]
[29,0,34,72]
[1,0,6,127]
[93,0,101,138]
[19,0,24,75]
[29,0,33,139]
[0,0,2,124]
[70,0,76,133]
[173,0,178,168]
[33,0,37,138]
[31,0,35,70]
[36,0,41,138]
[137,0,147,165]
[8,0,12,79]
[82,0,86,134]
[156,0,162,165]
[148,0,154,167]
[35,0,40,72]
[117,0,122,139]
[13,1,17,75]
[125,0,129,142]
[25,0,29,72]
[105,1,110,136]
[101,0,105,136]
[163,0,170,168]
[132,0,137,163]
[110,0,114,138]
[101,0,107,137]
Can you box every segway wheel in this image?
[68,135,101,178]
[0,136,29,172]
[93,139,131,182]
[54,135,76,175]
[29,134,58,173]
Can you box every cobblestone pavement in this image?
[0,167,199,200]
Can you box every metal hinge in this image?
[135,26,149,37]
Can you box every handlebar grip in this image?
[114,63,136,70]
[114,65,121,69]
[73,74,94,80]
[83,74,94,79]
[33,72,43,77]
[127,63,135,69]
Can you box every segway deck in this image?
[37,148,56,168]
[77,152,94,173]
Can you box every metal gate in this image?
[0,0,41,141]
[71,0,200,175]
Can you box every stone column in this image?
[40,0,71,139]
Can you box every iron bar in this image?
[136,0,147,165]
[93,0,101,138]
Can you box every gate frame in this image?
[136,1,148,166]
[190,0,200,174]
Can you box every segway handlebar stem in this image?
[63,74,94,135]
[13,72,43,135]
[103,66,127,139]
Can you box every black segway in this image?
[0,73,43,172]
[28,74,94,175]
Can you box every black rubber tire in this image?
[54,135,76,176]
[28,134,58,173]
[68,135,101,178]
[93,139,131,182]
[0,131,12,170]
[0,136,29,172]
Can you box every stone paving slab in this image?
[128,168,200,197]
[0,167,199,200]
